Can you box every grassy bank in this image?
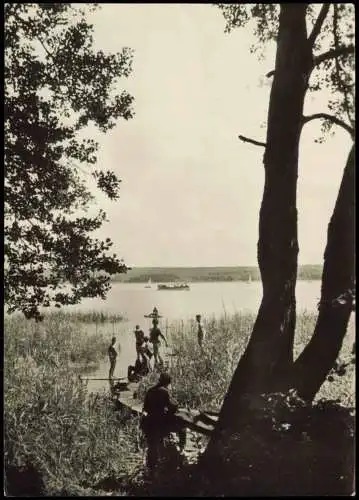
[45,309,127,324]
[5,310,355,496]
[4,312,138,496]
[138,311,355,496]
[138,311,355,410]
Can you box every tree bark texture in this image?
[205,4,312,450]
[291,144,355,402]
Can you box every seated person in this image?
[128,356,150,382]
[143,337,153,360]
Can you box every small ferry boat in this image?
[157,282,190,291]
[144,307,162,319]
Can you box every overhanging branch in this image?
[314,45,355,66]
[308,3,331,48]
[302,113,354,138]
[238,135,266,148]
[332,4,354,128]
[267,5,351,78]
[267,44,354,79]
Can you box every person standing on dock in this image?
[149,318,168,368]
[108,336,118,379]
[195,314,206,350]
[141,372,186,475]
[134,325,146,363]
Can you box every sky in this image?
[82,4,352,267]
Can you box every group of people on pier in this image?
[108,307,206,476]
[108,307,206,382]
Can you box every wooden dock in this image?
[111,379,219,436]
[80,345,219,437]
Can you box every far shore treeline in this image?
[110,265,323,283]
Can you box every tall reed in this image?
[4,313,137,496]
[138,311,355,410]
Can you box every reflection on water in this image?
[67,280,356,396]
[66,280,322,328]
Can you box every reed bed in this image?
[137,311,355,496]
[4,309,355,495]
[42,309,126,324]
[4,313,136,496]
[138,311,355,410]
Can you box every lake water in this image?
[68,280,355,394]
[76,280,323,389]
[70,280,322,327]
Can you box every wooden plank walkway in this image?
[80,346,219,436]
[111,379,219,436]
[78,322,221,468]
[80,353,220,466]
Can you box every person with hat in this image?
[140,372,186,474]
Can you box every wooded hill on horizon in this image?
[112,265,323,283]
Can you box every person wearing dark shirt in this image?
[149,318,168,368]
[128,357,150,382]
[141,372,186,474]
[133,324,146,362]
[108,337,118,379]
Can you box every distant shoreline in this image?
[110,278,321,284]
[110,265,323,283]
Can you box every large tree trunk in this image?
[204,6,312,449]
[290,144,355,402]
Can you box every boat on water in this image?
[144,306,163,319]
[157,282,190,291]
[247,273,252,284]
[144,278,152,288]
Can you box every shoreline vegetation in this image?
[4,311,134,496]
[4,309,355,496]
[110,265,323,283]
[41,310,127,324]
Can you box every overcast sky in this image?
[83,4,352,267]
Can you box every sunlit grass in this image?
[4,313,136,496]
[43,309,127,324]
[138,311,355,410]
[4,309,355,495]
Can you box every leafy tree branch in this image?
[314,44,355,67]
[302,113,354,138]
[332,4,354,127]
[5,4,135,319]
[307,3,331,48]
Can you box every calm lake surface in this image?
[73,280,324,387]
[69,280,322,326]
[67,280,355,392]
